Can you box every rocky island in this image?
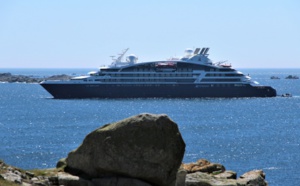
[0,114,268,186]
[0,73,71,83]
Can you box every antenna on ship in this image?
[194,48,200,55]
[203,48,210,55]
[110,56,116,61]
[115,48,129,62]
[200,48,206,55]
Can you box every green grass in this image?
[29,168,62,177]
[0,179,20,186]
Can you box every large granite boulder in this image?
[65,113,185,186]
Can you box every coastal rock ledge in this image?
[0,113,269,186]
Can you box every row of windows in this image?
[213,84,244,87]
[87,83,247,87]
[196,84,246,87]
[124,68,194,72]
[101,67,235,74]
[201,78,241,82]
[99,79,195,82]
[102,73,199,77]
[205,73,243,77]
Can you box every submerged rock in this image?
[65,113,186,186]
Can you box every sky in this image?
[0,0,299,68]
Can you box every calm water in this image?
[1,68,300,185]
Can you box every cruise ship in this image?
[40,48,277,98]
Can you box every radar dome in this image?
[126,54,138,64]
[184,48,194,57]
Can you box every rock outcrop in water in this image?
[0,72,71,83]
[181,159,268,186]
[182,159,225,174]
[0,113,269,186]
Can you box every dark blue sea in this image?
[1,68,300,185]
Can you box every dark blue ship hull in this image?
[40,83,277,99]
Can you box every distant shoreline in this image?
[0,72,71,83]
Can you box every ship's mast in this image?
[115,48,129,62]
